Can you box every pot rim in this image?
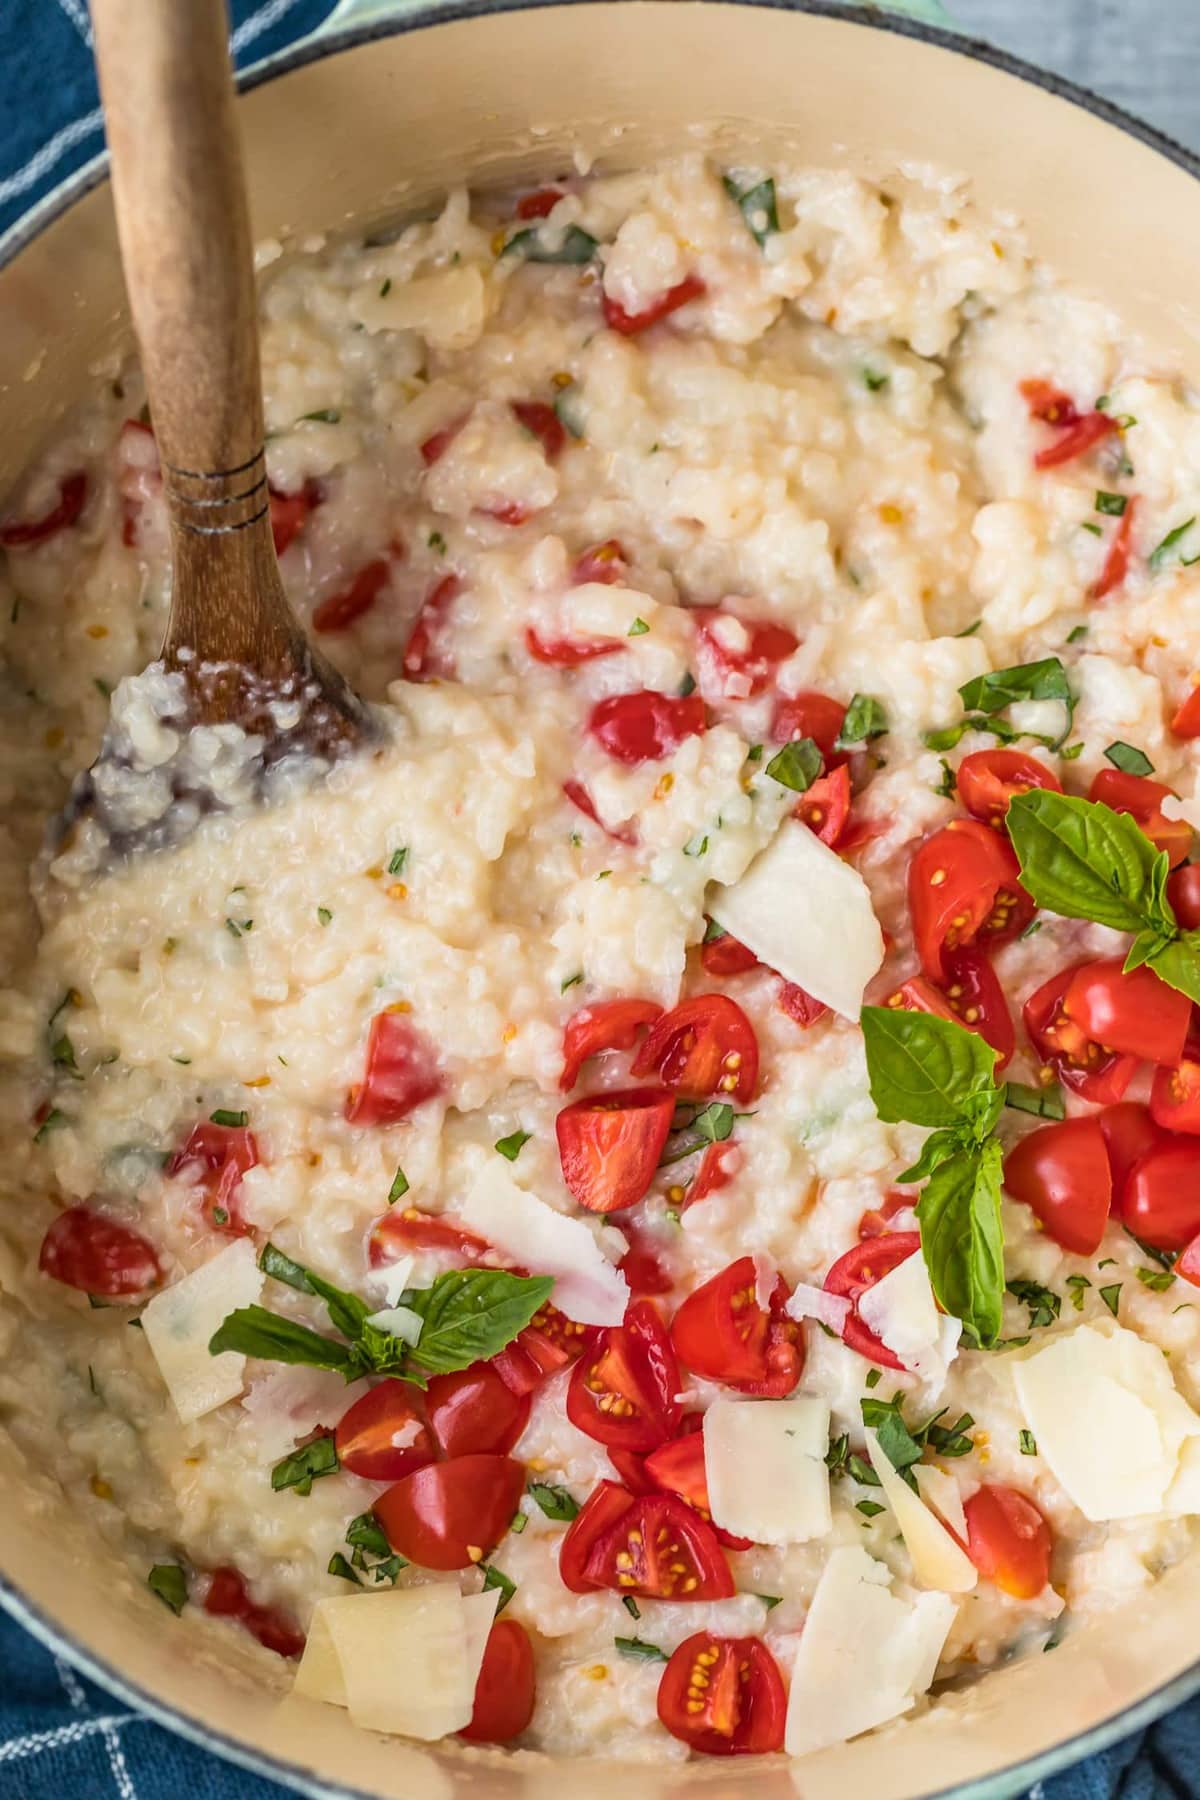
[3,2,1200,1793]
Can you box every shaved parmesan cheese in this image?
[459,1162,628,1324]
[142,1238,264,1424]
[239,1368,369,1463]
[294,1585,498,1740]
[914,1464,970,1542]
[709,819,884,1020]
[865,1429,977,1593]
[784,1546,955,1757]
[704,1395,831,1545]
[365,1304,424,1345]
[369,1255,414,1309]
[1011,1324,1200,1521]
[857,1248,961,1387]
[785,1282,851,1334]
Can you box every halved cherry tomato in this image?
[345,1011,443,1126]
[556,1087,675,1213]
[424,1363,531,1459]
[1062,958,1190,1067]
[588,691,707,764]
[693,609,798,703]
[312,558,391,634]
[644,1432,752,1550]
[1152,1046,1200,1135]
[204,1568,305,1659]
[38,1207,160,1298]
[1123,1138,1200,1250]
[1023,964,1137,1104]
[1098,1103,1167,1212]
[776,980,830,1029]
[559,998,663,1091]
[688,1138,742,1203]
[1092,496,1138,600]
[700,929,759,978]
[956,750,1062,828]
[376,1454,525,1570]
[857,1190,913,1240]
[459,1618,536,1744]
[1089,768,1191,867]
[1002,1116,1111,1255]
[586,1491,733,1599]
[795,764,851,847]
[823,1233,920,1370]
[1177,1232,1200,1288]
[369,1207,491,1266]
[402,573,462,681]
[269,479,323,557]
[671,1256,803,1395]
[1172,683,1200,741]
[525,626,618,666]
[566,1300,681,1451]
[562,777,639,846]
[559,1480,636,1592]
[572,539,628,585]
[491,1302,588,1396]
[771,691,847,764]
[939,947,1015,1071]
[632,994,759,1104]
[0,470,88,547]
[602,274,706,337]
[963,1486,1052,1599]
[1167,863,1200,927]
[618,1224,674,1297]
[885,975,958,1025]
[607,1448,656,1494]
[909,819,1033,981]
[335,1378,436,1480]
[167,1122,259,1233]
[1019,380,1078,425]
[511,400,566,461]
[515,187,565,220]
[657,1633,786,1756]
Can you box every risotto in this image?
[3,151,1200,1762]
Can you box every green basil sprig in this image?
[924,657,1075,754]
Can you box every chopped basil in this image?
[1100,1284,1122,1317]
[765,736,822,793]
[328,1552,362,1584]
[553,385,586,439]
[628,618,650,637]
[1080,523,1103,538]
[560,971,583,992]
[683,833,709,858]
[481,1564,516,1612]
[510,1511,527,1533]
[1005,1080,1066,1121]
[836,693,888,749]
[703,918,727,943]
[147,1563,188,1616]
[529,1482,579,1522]
[862,368,889,393]
[847,1453,880,1487]
[379,278,392,298]
[1007,1278,1061,1331]
[495,1129,531,1162]
[210,1109,248,1128]
[346,1512,392,1559]
[50,1034,78,1072]
[825,1432,850,1477]
[723,174,779,246]
[678,672,697,697]
[622,1595,641,1619]
[955,619,982,639]
[1019,1430,1038,1456]
[1065,1274,1091,1311]
[857,1500,885,1518]
[387,1165,410,1204]
[925,1411,975,1458]
[225,917,253,937]
[388,847,408,876]
[935,759,957,799]
[926,657,1074,754]
[1095,490,1127,516]
[745,743,763,762]
[272,1435,339,1496]
[1149,517,1198,571]
[428,531,446,553]
[1124,1230,1176,1271]
[503,224,598,264]
[865,1368,882,1390]
[860,1396,923,1487]
[1137,1266,1177,1292]
[658,1099,736,1167]
[300,409,341,425]
[1066,624,1089,643]
[757,1593,783,1611]
[614,1637,668,1663]
[1104,741,1154,777]
[317,907,333,927]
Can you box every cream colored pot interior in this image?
[2,7,1200,1797]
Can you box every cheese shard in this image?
[858,1250,939,1366]
[459,1162,628,1325]
[142,1238,264,1423]
[914,1464,969,1543]
[865,1429,977,1594]
[785,1546,955,1757]
[294,1585,498,1740]
[365,1304,424,1345]
[704,1395,832,1545]
[709,819,884,1020]
[1011,1323,1200,1522]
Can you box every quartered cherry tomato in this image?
[1088,768,1192,867]
[1122,1139,1200,1251]
[955,750,1062,828]
[693,608,798,703]
[1023,964,1137,1104]
[491,1302,588,1396]
[525,626,618,666]
[335,1378,436,1480]
[511,400,565,461]
[425,1363,532,1459]
[584,1492,733,1600]
[402,573,462,681]
[822,1233,920,1370]
[795,764,852,847]
[1061,958,1190,1067]
[1167,863,1200,928]
[632,994,759,1104]
[204,1568,305,1659]
[345,1011,443,1126]
[1002,1116,1111,1255]
[644,1432,752,1550]
[559,1480,638,1593]
[168,1122,259,1233]
[566,1300,682,1451]
[908,818,1033,981]
[38,1207,160,1298]
[657,1633,787,1756]
[0,470,88,547]
[1098,1103,1167,1210]
[671,1256,803,1396]
[1171,684,1200,741]
[939,947,1015,1071]
[1093,497,1138,600]
[269,479,322,557]
[1151,1046,1200,1135]
[771,690,847,764]
[602,274,706,337]
[776,981,830,1029]
[559,998,663,1091]
[375,1454,525,1570]
[963,1486,1052,1599]
[688,1138,742,1202]
[369,1207,491,1266]
[557,1087,675,1213]
[312,558,391,634]
[700,929,760,978]
[459,1618,536,1744]
[588,690,707,764]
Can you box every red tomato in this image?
[525,626,618,666]
[559,1480,636,1592]
[1019,379,1078,425]
[402,573,462,681]
[459,1618,536,1744]
[491,1302,588,1395]
[1151,1045,1200,1135]
[562,777,639,847]
[1171,684,1200,741]
[607,1448,656,1493]
[776,980,830,1029]
[345,1011,443,1126]
[964,1486,1052,1599]
[885,975,959,1025]
[1002,1117,1111,1255]
[369,1207,491,1266]
[1089,768,1191,867]
[693,608,799,703]
[618,1224,675,1296]
[510,400,566,461]
[688,1138,742,1202]
[1098,1103,1167,1210]
[644,1432,752,1550]
[559,998,663,1091]
[795,765,852,848]
[857,1190,913,1240]
[632,994,759,1104]
[312,559,391,634]
[566,1300,682,1451]
[572,539,628,585]
[956,750,1062,828]
[38,1207,160,1298]
[700,930,760,978]
[1123,1139,1200,1250]
[823,1233,921,1370]
[0,470,88,547]
[269,480,322,557]
[585,1491,733,1599]
[335,1379,436,1480]
[1168,863,1200,928]
[1092,496,1138,600]
[771,691,847,764]
[939,947,1015,1072]
[167,1122,259,1233]
[908,819,1033,981]
[1179,1234,1200,1286]
[556,1087,675,1213]
[1062,958,1190,1067]
[671,1256,803,1395]
[204,1568,305,1659]
[1023,964,1137,1104]
[424,1363,531,1459]
[375,1454,525,1570]
[602,274,706,337]
[1033,411,1116,469]
[657,1633,786,1756]
[588,691,707,764]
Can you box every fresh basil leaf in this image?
[208,1305,363,1378]
[481,1565,516,1612]
[963,1083,1007,1144]
[148,1563,188,1616]
[860,1006,998,1130]
[258,1242,315,1293]
[529,1482,579,1522]
[857,1499,886,1518]
[917,1141,1004,1349]
[658,1099,737,1166]
[504,224,598,264]
[257,1242,370,1342]
[896,1125,966,1185]
[1104,741,1154,777]
[615,1637,668,1663]
[272,1434,339,1496]
[835,693,888,749]
[1006,1277,1061,1331]
[1146,933,1200,1006]
[1005,1080,1066,1121]
[723,174,779,245]
[765,736,822,793]
[404,1269,554,1375]
[1007,789,1168,936]
[958,658,1071,717]
[346,1512,392,1558]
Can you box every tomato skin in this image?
[1167,863,1200,928]
[490,1303,588,1396]
[688,1138,741,1202]
[693,608,799,703]
[670,1256,803,1396]
[375,1454,525,1570]
[1123,1139,1200,1251]
[1023,964,1137,1105]
[204,1568,305,1659]
[369,1207,491,1267]
[795,764,852,848]
[566,1300,682,1451]
[940,947,1015,1072]
[572,539,628,585]
[586,1492,733,1600]
[510,400,566,461]
[602,274,706,337]
[525,625,618,666]
[556,1086,675,1214]
[618,1223,675,1297]
[908,818,1033,982]
[632,994,759,1104]
[402,573,462,681]
[771,691,847,764]
[1033,411,1116,469]
[1088,768,1192,867]
[559,1480,635,1592]
[1093,497,1138,600]
[823,1234,921,1370]
[1151,1049,1200,1135]
[1019,379,1078,425]
[0,470,88,547]
[312,559,391,634]
[335,1378,436,1480]
[1098,1103,1167,1212]
[1063,958,1190,1068]
[345,1011,443,1126]
[1171,684,1200,741]
[459,1618,536,1744]
[38,1207,160,1297]
[956,750,1062,828]
[588,691,707,764]
[168,1123,259,1233]
[657,1633,787,1756]
[269,479,322,557]
[700,930,760,977]
[1002,1117,1112,1255]
[424,1363,532,1459]
[644,1432,753,1550]
[964,1486,1052,1599]
[776,981,830,1028]
[559,998,663,1091]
